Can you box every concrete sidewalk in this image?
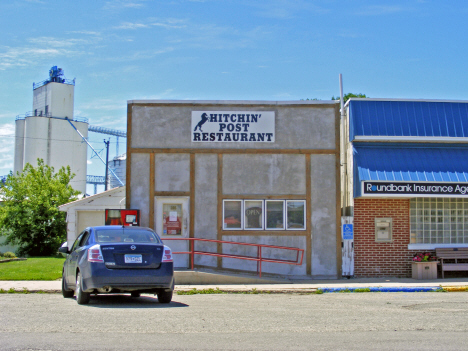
[2,277,468,293]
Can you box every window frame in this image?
[410,198,468,246]
[243,199,264,230]
[286,200,307,231]
[222,199,306,231]
[222,199,243,230]
[265,200,285,230]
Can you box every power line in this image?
[0,134,127,145]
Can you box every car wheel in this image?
[131,292,141,298]
[157,290,172,304]
[75,272,90,305]
[62,270,74,298]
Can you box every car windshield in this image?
[95,229,161,244]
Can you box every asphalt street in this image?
[1,292,468,350]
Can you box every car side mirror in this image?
[58,242,70,256]
[58,246,70,254]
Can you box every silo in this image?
[23,115,51,166]
[15,66,88,194]
[48,117,88,193]
[13,117,25,175]
[110,153,126,189]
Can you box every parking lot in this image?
[2,292,468,350]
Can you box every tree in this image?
[0,159,80,256]
[302,93,367,102]
[331,93,367,103]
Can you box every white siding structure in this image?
[59,187,126,248]
[14,72,88,194]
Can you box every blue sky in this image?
[1,0,467,191]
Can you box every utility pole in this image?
[104,139,110,191]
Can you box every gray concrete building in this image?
[126,100,340,278]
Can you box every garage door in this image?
[77,211,105,234]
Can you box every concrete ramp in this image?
[174,268,317,285]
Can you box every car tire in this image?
[157,290,172,304]
[131,292,141,298]
[62,271,74,298]
[75,272,90,305]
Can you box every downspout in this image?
[339,74,346,216]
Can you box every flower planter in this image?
[411,261,438,279]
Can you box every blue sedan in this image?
[58,226,174,305]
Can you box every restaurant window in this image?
[265,200,285,230]
[244,200,263,230]
[410,198,468,244]
[223,199,305,231]
[223,200,243,230]
[286,200,306,230]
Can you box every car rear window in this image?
[95,229,161,244]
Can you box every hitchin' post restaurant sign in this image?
[191,111,275,142]
[362,181,468,197]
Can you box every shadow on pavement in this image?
[79,294,189,309]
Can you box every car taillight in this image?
[88,244,104,262]
[162,246,173,262]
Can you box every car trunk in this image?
[100,243,164,269]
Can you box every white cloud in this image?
[67,31,101,36]
[115,18,186,30]
[28,37,92,47]
[116,22,151,30]
[103,0,146,10]
[113,16,269,50]
[0,36,87,70]
[0,123,15,137]
[0,123,15,175]
[253,0,329,19]
[105,47,174,62]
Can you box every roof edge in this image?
[345,98,468,108]
[58,186,126,210]
[127,99,339,106]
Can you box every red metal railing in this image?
[161,238,304,277]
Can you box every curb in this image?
[441,286,468,292]
[0,258,27,263]
[2,286,468,294]
[320,287,444,293]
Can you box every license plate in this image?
[124,254,142,263]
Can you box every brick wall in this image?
[354,198,427,277]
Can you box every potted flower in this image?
[412,252,438,279]
[412,252,437,262]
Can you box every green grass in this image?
[0,257,65,280]
[177,288,227,295]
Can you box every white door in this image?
[155,197,190,268]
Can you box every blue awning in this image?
[353,144,468,197]
[348,100,468,141]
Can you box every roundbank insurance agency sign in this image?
[191,111,275,142]
[362,181,468,197]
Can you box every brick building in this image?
[343,99,468,277]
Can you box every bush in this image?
[0,160,80,256]
[3,252,16,259]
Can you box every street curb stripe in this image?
[321,287,442,293]
[441,286,468,292]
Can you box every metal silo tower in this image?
[14,66,88,193]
